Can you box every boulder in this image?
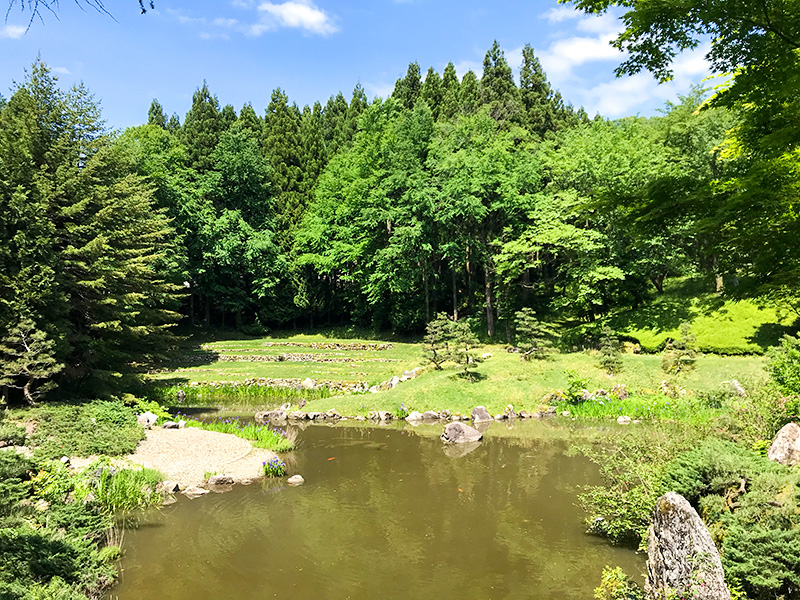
[494,413,507,421]
[288,411,308,420]
[325,409,342,420]
[307,412,323,421]
[561,410,570,417]
[422,410,439,420]
[137,411,158,428]
[471,406,493,423]
[183,486,210,499]
[402,370,414,378]
[255,410,287,423]
[159,480,180,493]
[617,415,632,425]
[301,377,316,390]
[355,416,367,422]
[280,402,292,410]
[405,411,424,422]
[377,410,393,421]
[162,421,179,429]
[768,422,800,466]
[177,420,186,429]
[646,492,730,600]
[387,376,401,389]
[369,385,380,394]
[441,422,483,444]
[410,367,422,378]
[207,474,234,486]
[439,409,451,420]
[287,475,305,486]
[481,352,493,359]
[176,389,186,403]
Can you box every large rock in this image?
[422,410,439,420]
[767,422,800,466]
[387,376,401,389]
[162,421,179,429]
[441,422,483,444]
[255,410,287,423]
[137,412,158,428]
[646,492,730,600]
[288,411,308,420]
[287,475,305,486]
[207,475,234,485]
[182,486,210,499]
[405,411,424,422]
[301,377,316,390]
[471,406,493,423]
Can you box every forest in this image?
[1,13,798,401]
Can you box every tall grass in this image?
[148,384,331,407]
[178,414,295,452]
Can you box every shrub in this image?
[599,326,623,375]
[565,370,592,404]
[660,322,697,375]
[593,566,643,600]
[77,459,162,514]
[766,334,800,395]
[0,420,26,446]
[514,308,557,361]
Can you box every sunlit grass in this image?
[178,413,295,452]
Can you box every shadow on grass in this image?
[611,297,694,334]
[453,371,489,383]
[748,319,800,351]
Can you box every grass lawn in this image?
[150,332,769,418]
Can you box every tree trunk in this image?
[650,272,665,294]
[23,380,36,406]
[452,267,458,321]
[235,309,242,330]
[484,262,495,337]
[712,255,724,292]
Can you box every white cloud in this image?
[52,66,71,74]
[256,0,337,35]
[363,81,395,100]
[539,32,622,82]
[1,24,26,39]
[453,59,482,79]
[544,6,582,23]
[213,17,239,27]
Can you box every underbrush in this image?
[0,444,163,600]
[177,413,295,452]
[12,399,144,460]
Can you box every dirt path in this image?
[125,427,276,487]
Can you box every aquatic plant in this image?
[179,414,295,452]
[262,456,286,477]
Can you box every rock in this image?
[162,421,179,429]
[441,422,483,444]
[410,367,422,378]
[301,377,316,390]
[439,409,451,420]
[59,456,70,465]
[326,409,342,420]
[35,499,50,512]
[183,486,210,499]
[377,410,393,421]
[369,385,380,394]
[137,411,158,428]
[611,384,629,400]
[422,410,439,420]
[617,415,632,425]
[288,411,308,420]
[768,422,800,466]
[481,352,493,359]
[494,413,507,421]
[405,411,424,422]
[287,475,305,486]
[471,406,493,423]
[518,411,530,419]
[387,376,401,389]
[307,412,323,421]
[255,410,287,422]
[298,398,307,409]
[451,414,462,421]
[176,389,186,403]
[561,410,570,417]
[241,479,253,485]
[280,402,292,410]
[178,420,186,429]
[646,492,730,600]
[355,416,367,422]
[402,370,414,378]
[207,474,234,485]
[159,480,180,493]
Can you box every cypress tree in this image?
[519,44,558,138]
[392,62,422,110]
[439,62,460,121]
[180,81,223,174]
[322,92,349,157]
[459,70,480,115]
[479,40,521,122]
[147,98,167,128]
[345,83,368,142]
[237,102,263,136]
[166,112,181,133]
[220,103,237,131]
[420,66,443,119]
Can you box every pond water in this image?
[110,420,642,600]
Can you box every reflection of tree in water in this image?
[114,423,641,600]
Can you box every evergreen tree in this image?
[147,98,167,129]
[322,92,349,157]
[180,81,223,174]
[514,308,556,361]
[345,83,368,142]
[479,41,521,122]
[439,62,460,121]
[0,317,63,404]
[420,66,443,119]
[519,44,558,138]
[166,112,181,133]
[238,102,262,135]
[220,103,237,130]
[392,62,422,110]
[598,325,623,375]
[459,70,480,115]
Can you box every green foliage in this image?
[0,420,26,446]
[661,323,697,375]
[599,326,623,375]
[564,370,591,404]
[0,451,35,518]
[766,334,800,395]
[514,308,557,361]
[422,313,455,370]
[181,414,294,452]
[593,566,643,600]
[147,383,331,407]
[25,400,144,460]
[0,318,63,405]
[81,459,163,513]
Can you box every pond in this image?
[110,419,642,600]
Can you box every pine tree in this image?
[322,92,349,157]
[147,98,167,128]
[459,70,480,115]
[345,83,368,142]
[0,317,63,404]
[519,44,558,138]
[166,112,181,133]
[220,103,237,131]
[598,325,623,375]
[514,308,556,361]
[238,102,262,135]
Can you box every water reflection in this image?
[110,421,642,600]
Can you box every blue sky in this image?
[1,0,713,130]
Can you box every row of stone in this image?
[183,377,370,393]
[213,353,396,364]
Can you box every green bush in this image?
[0,421,26,446]
[766,334,800,395]
[593,566,643,600]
